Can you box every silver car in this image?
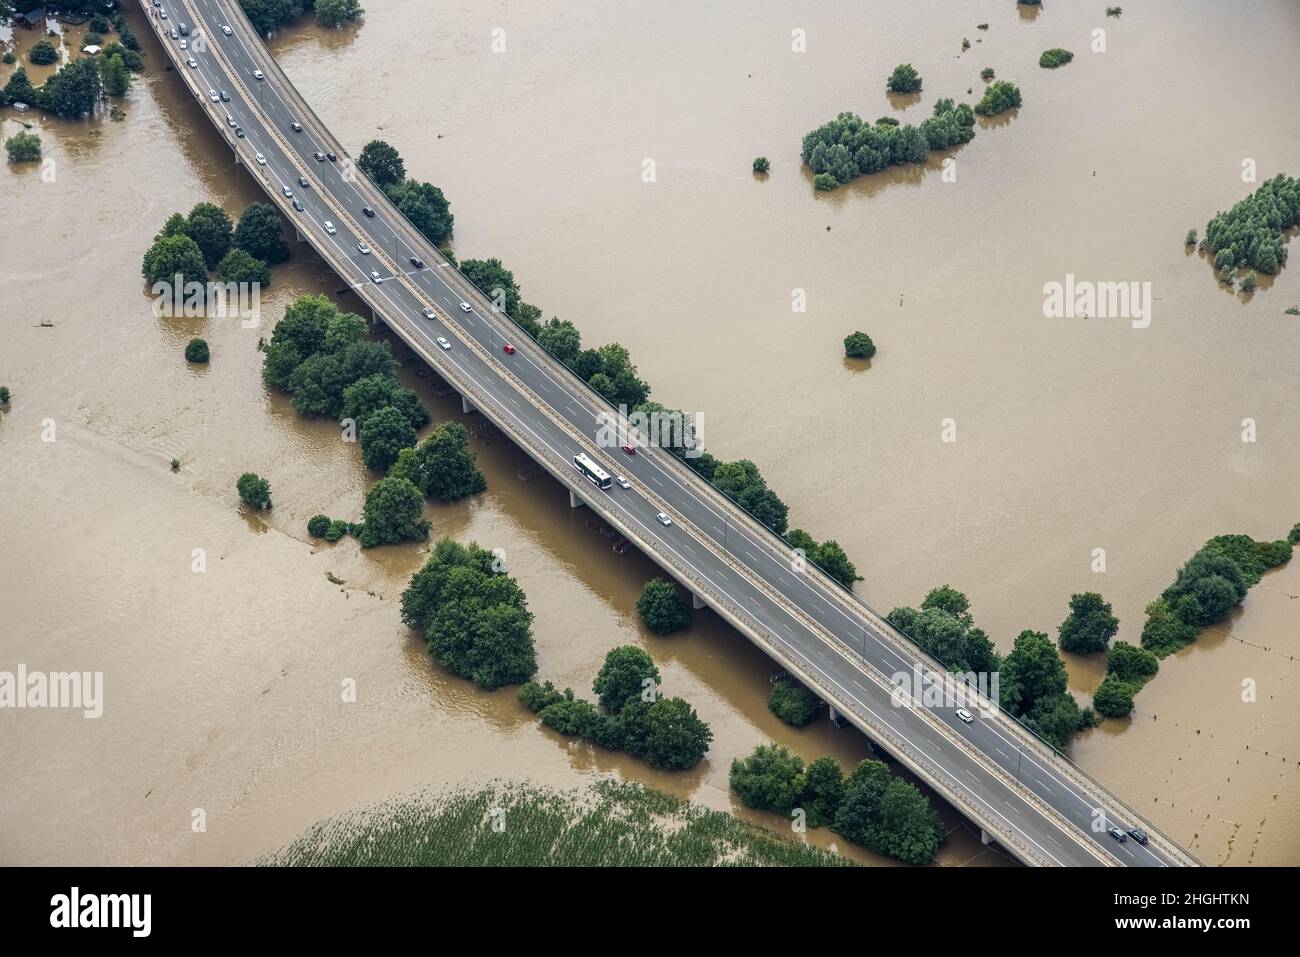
[656,512,673,527]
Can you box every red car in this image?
[622,442,637,455]
[502,343,516,355]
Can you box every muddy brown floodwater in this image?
[2,0,1298,866]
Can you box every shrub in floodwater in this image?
[184,338,209,363]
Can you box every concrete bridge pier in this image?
[691,592,706,610]
[461,395,475,415]
[980,828,995,847]
[295,227,306,243]
[828,704,845,727]
[569,489,583,509]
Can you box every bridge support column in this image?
[569,489,583,509]
[370,308,381,326]
[295,228,306,243]
[980,828,994,846]
[461,395,474,415]
[691,592,706,610]
[828,705,842,726]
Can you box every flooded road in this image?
[2,0,1297,865]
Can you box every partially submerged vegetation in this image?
[768,677,822,727]
[1092,530,1295,717]
[401,538,537,689]
[265,778,848,866]
[1039,48,1074,69]
[730,745,944,864]
[1202,173,1298,278]
[974,80,1021,116]
[238,0,364,35]
[636,578,692,636]
[843,331,876,359]
[357,139,453,246]
[887,585,1092,750]
[802,100,976,190]
[518,645,713,771]
[886,63,923,94]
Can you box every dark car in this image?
[1108,826,1127,843]
[409,256,424,268]
[1127,828,1148,846]
[219,91,230,102]
[290,122,302,132]
[326,151,337,162]
[292,199,304,212]
[362,206,375,218]
[234,128,245,139]
[298,176,310,188]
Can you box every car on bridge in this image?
[255,153,266,165]
[253,70,265,81]
[168,28,177,39]
[362,206,375,218]
[458,302,472,313]
[409,256,424,268]
[235,128,245,139]
[622,442,637,455]
[324,221,336,235]
[222,25,233,36]
[226,115,236,128]
[281,187,293,199]
[207,90,218,103]
[502,343,516,355]
[1108,826,1128,843]
[956,708,975,723]
[297,176,310,188]
[616,476,630,489]
[186,58,197,69]
[313,151,326,162]
[220,91,230,102]
[1128,828,1148,845]
[436,337,452,351]
[370,270,383,284]
[290,122,302,133]
[292,200,304,212]
[326,151,337,162]
[356,242,370,255]
[160,10,168,19]
[179,39,187,50]
[422,307,436,319]
[656,512,673,527]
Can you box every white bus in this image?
[573,452,612,490]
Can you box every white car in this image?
[179,39,187,49]
[436,337,451,351]
[370,270,383,284]
[254,153,266,165]
[207,90,219,102]
[422,307,435,319]
[186,57,197,69]
[356,242,370,255]
[323,221,336,235]
[458,302,472,313]
[225,114,236,127]
[656,512,673,527]
[956,708,975,724]
[253,70,265,81]
[616,476,630,489]
[222,25,233,36]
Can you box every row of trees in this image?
[356,140,454,246]
[1202,174,1299,276]
[886,585,1092,750]
[730,745,945,864]
[802,99,977,190]
[401,539,536,690]
[518,645,713,771]
[238,0,364,35]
